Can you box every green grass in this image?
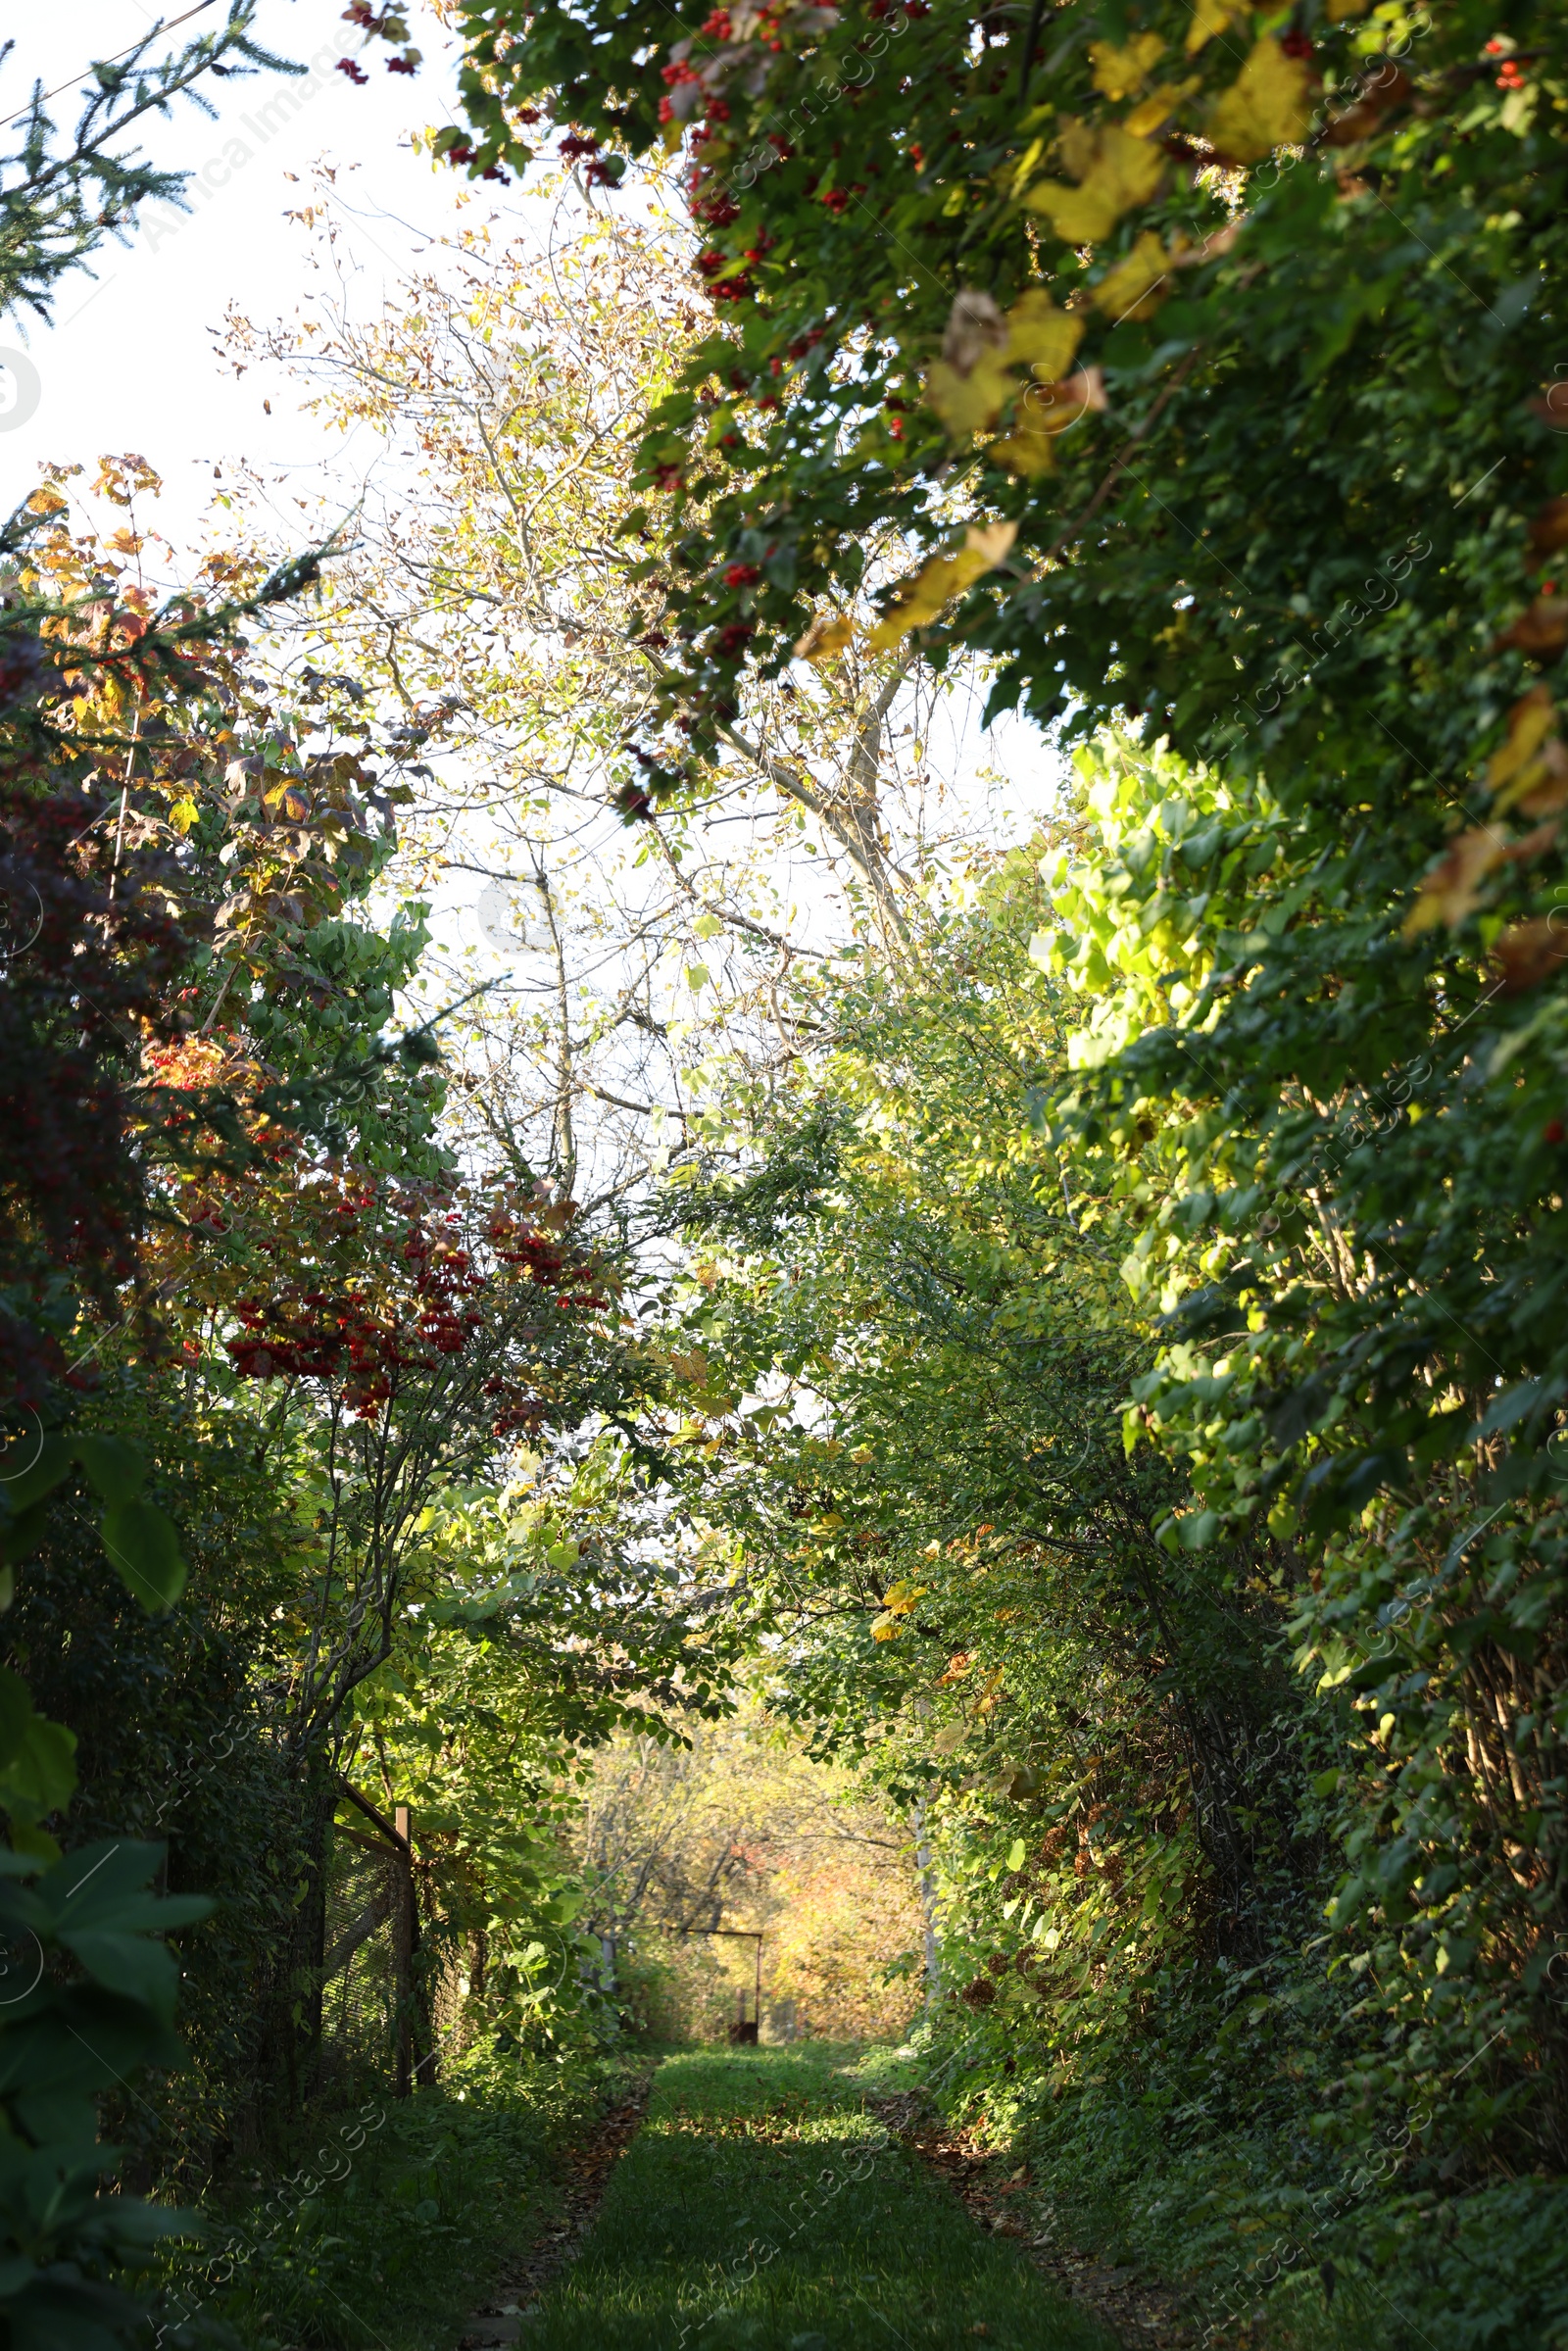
[178,2049,623,2351]
[522,2046,1115,2351]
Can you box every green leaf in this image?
[1006,1837,1027,1872]
[0,1713,77,1821]
[70,1436,147,1508]
[0,1436,74,1518]
[98,1500,186,1615]
[58,1929,182,2021]
[0,1503,51,1567]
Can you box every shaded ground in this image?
[867,2095,1194,2351]
[460,2078,655,2349]
[511,2046,1117,2351]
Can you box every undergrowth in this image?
[168,2041,629,2351]
[923,1958,1568,2351]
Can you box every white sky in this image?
[1,0,1066,1151]
[0,0,483,540]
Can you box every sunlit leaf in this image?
[1023,126,1165,245]
[1094,232,1172,321]
[1207,39,1316,164]
[1089,33,1167,100]
[866,522,1018,651]
[100,1498,187,1614]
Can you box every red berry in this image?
[1545,1120,1566,1145]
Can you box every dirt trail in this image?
[867,2091,1196,2350]
[458,2077,654,2349]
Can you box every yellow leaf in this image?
[1124,78,1200,138]
[1487,685,1557,802]
[1326,0,1370,17]
[1002,288,1086,381]
[989,368,1107,477]
[1000,135,1046,201]
[1024,124,1165,244]
[1403,828,1506,935]
[1089,32,1166,100]
[868,520,1018,651]
[167,798,200,836]
[924,345,1015,438]
[795,611,854,663]
[1186,0,1246,53]
[1094,231,1172,321]
[1208,38,1316,164]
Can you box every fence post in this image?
[394,1804,414,2098]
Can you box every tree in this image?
[1,6,302,321]
[439,0,1568,2175]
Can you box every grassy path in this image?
[518,2049,1116,2351]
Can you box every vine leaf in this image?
[1207,39,1316,163]
[867,522,1017,651]
[1089,33,1167,99]
[1022,124,1165,244]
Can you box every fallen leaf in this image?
[1094,231,1171,320]
[1207,38,1316,164]
[1495,915,1568,993]
[867,520,1018,651]
[1089,32,1166,100]
[1023,124,1165,244]
[795,611,854,662]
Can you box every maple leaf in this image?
[926,348,1016,439]
[1494,597,1568,660]
[990,369,1107,477]
[1186,0,1247,55]
[1322,61,1411,147]
[1207,39,1316,164]
[943,288,1008,373]
[1527,497,1568,568]
[924,290,1085,442]
[1495,916,1568,994]
[1124,79,1200,138]
[1486,685,1568,812]
[1089,33,1167,101]
[1403,828,1507,935]
[1094,232,1171,321]
[1003,289,1086,383]
[795,611,854,663]
[1023,125,1165,245]
[867,521,1017,651]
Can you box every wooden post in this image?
[394,1805,414,2098]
